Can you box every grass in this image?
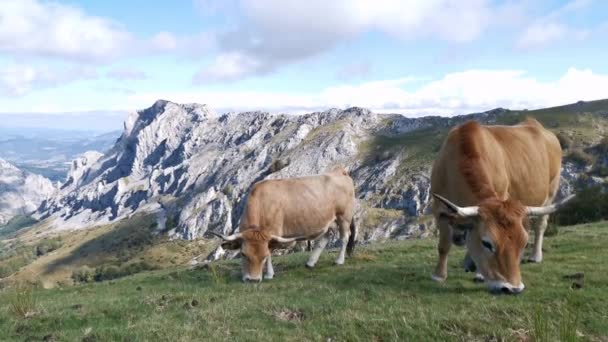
[7,285,38,319]
[0,221,606,341]
[361,207,403,235]
[0,215,38,239]
[0,214,213,287]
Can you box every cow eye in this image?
[481,239,495,253]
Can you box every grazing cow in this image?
[212,167,357,282]
[430,118,573,294]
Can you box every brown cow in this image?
[430,118,573,294]
[212,166,357,282]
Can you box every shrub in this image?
[165,215,178,230]
[556,132,572,150]
[553,186,608,226]
[92,262,158,282]
[565,148,594,166]
[222,184,234,196]
[72,266,95,283]
[9,286,37,319]
[0,216,38,238]
[35,238,63,256]
[269,158,289,173]
[598,137,608,154]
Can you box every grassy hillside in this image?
[1,222,606,341]
[363,99,608,174]
[0,214,214,288]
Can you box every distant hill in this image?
[0,159,55,226]
[0,128,121,181]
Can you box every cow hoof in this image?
[264,274,274,280]
[305,263,315,269]
[334,260,345,266]
[526,257,542,263]
[473,273,485,283]
[431,274,446,282]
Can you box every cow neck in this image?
[458,121,499,202]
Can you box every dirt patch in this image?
[273,308,305,322]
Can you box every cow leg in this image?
[334,218,351,265]
[528,215,549,263]
[432,219,452,282]
[264,255,275,280]
[306,232,330,268]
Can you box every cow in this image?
[430,118,574,294]
[211,166,357,282]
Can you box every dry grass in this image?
[8,285,38,319]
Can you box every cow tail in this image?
[346,218,357,257]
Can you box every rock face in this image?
[35,100,606,241]
[0,159,56,225]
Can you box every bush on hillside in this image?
[553,186,608,226]
[598,137,608,154]
[269,158,289,173]
[75,262,159,283]
[565,149,594,166]
[0,216,38,238]
[71,266,95,283]
[556,132,572,150]
[35,238,63,256]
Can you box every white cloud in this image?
[0,64,97,96]
[0,0,133,62]
[149,32,179,51]
[0,1,213,63]
[195,0,502,82]
[336,61,372,80]
[193,52,263,83]
[516,0,592,50]
[130,68,608,116]
[106,67,148,81]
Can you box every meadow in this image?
[1,222,606,341]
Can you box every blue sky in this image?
[0,0,607,131]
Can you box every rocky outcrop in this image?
[0,159,56,225]
[35,100,606,242]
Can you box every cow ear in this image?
[221,240,242,250]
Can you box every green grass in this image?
[1,222,607,341]
[0,216,38,239]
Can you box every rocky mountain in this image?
[35,99,608,241]
[0,159,56,225]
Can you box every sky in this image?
[0,0,607,131]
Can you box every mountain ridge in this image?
[32,99,608,242]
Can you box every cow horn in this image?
[525,194,576,216]
[209,231,243,241]
[433,193,479,217]
[270,235,306,243]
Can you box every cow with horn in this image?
[430,118,574,294]
[210,166,357,283]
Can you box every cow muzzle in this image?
[242,275,262,283]
[488,281,525,295]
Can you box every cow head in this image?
[211,228,303,283]
[434,193,574,294]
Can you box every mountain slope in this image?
[0,159,56,226]
[35,99,608,241]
